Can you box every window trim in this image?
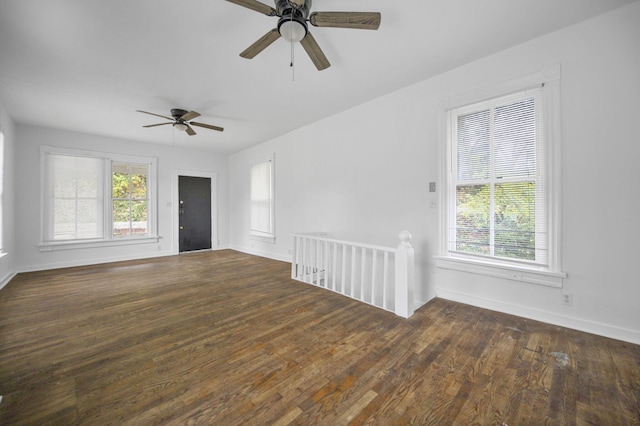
[111,161,152,238]
[249,154,275,244]
[39,146,159,251]
[0,130,4,253]
[435,65,566,287]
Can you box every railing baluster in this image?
[318,239,322,285]
[291,236,298,279]
[323,240,329,288]
[331,242,337,291]
[304,237,311,284]
[382,251,389,310]
[316,238,321,285]
[371,249,378,306]
[360,247,366,301]
[350,245,356,298]
[341,244,347,295]
[298,237,304,281]
[311,239,318,285]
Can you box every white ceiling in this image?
[0,0,636,154]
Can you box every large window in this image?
[452,89,544,263]
[250,156,275,242]
[41,147,157,247]
[438,66,565,286]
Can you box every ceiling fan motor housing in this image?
[277,0,311,17]
[277,0,310,41]
[171,108,189,120]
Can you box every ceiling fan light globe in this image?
[279,20,306,42]
[174,123,188,132]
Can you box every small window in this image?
[112,162,149,237]
[250,156,275,242]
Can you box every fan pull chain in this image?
[290,39,295,81]
[289,11,295,82]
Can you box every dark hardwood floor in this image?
[0,250,638,425]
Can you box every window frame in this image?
[249,154,275,244]
[111,161,151,238]
[39,146,158,251]
[0,130,4,253]
[435,65,566,287]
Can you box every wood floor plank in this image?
[0,250,638,425]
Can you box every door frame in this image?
[172,169,218,254]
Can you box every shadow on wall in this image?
[417,238,437,306]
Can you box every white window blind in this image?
[44,153,105,241]
[450,87,547,265]
[250,159,274,238]
[41,147,158,249]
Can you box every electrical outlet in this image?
[562,293,573,306]
[429,182,436,192]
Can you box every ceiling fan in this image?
[136,109,224,135]
[226,0,381,70]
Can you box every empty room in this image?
[0,0,639,424]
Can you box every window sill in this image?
[250,232,275,244]
[434,255,566,288]
[39,236,161,252]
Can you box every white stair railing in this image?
[291,231,415,318]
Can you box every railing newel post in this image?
[394,231,415,318]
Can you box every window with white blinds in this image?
[250,156,275,241]
[41,147,158,248]
[44,153,106,241]
[437,66,565,286]
[450,88,547,265]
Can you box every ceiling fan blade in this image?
[181,111,201,121]
[185,124,197,136]
[143,122,173,128]
[191,122,224,132]
[136,110,173,121]
[309,12,381,30]
[225,0,277,16]
[300,32,331,71]
[240,29,281,59]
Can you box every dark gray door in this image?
[179,176,212,252]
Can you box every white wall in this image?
[229,3,640,344]
[15,125,230,272]
[0,101,16,288]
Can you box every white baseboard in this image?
[0,271,17,290]
[436,287,640,345]
[17,250,176,273]
[14,245,273,274]
[229,245,291,263]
